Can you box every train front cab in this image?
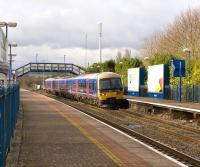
[97,73,128,108]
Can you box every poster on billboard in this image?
[128,68,140,92]
[128,67,144,96]
[148,64,164,93]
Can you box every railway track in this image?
[37,90,200,167]
[109,109,200,145]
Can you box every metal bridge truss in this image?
[15,63,85,78]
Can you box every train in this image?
[44,72,129,108]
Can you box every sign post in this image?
[172,59,185,103]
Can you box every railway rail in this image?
[37,90,200,167]
[107,108,200,145]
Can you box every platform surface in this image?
[19,90,183,167]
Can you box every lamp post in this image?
[0,21,17,86]
[183,48,192,101]
[183,48,191,84]
[36,53,38,63]
[0,21,17,39]
[64,55,66,64]
[98,23,102,63]
[42,59,45,89]
[85,33,87,67]
[64,55,67,77]
[8,42,17,85]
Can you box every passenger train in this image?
[45,72,128,108]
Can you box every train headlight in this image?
[100,93,106,96]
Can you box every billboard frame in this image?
[147,64,169,99]
[128,67,144,96]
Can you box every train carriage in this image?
[45,78,54,93]
[45,72,128,108]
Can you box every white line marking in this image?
[127,98,200,113]
[34,92,188,167]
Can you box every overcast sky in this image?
[0,0,200,68]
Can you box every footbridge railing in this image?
[15,63,85,78]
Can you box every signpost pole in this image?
[179,61,182,103]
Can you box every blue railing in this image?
[0,85,20,167]
[165,85,200,102]
[134,85,200,103]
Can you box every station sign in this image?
[172,59,185,77]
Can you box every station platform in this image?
[18,90,184,167]
[125,96,200,115]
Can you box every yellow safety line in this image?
[48,102,126,167]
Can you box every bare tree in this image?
[143,8,200,60]
[116,51,122,63]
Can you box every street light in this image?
[36,53,38,63]
[98,22,102,63]
[85,33,87,67]
[8,42,17,85]
[64,55,67,64]
[183,48,191,84]
[0,21,17,39]
[64,55,67,76]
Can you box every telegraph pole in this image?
[85,33,87,67]
[98,23,102,63]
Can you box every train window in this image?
[100,79,110,90]
[89,81,97,92]
[67,81,72,91]
[60,81,65,90]
[72,81,76,91]
[111,78,122,89]
[94,82,97,91]
[53,81,56,90]
[83,81,86,93]
[89,83,94,91]
[100,78,122,91]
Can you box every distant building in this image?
[0,28,8,85]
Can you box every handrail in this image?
[15,63,85,77]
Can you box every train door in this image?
[86,79,89,97]
[58,80,61,96]
[76,80,78,96]
[64,79,67,94]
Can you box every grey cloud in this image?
[2,0,199,50]
[0,0,200,67]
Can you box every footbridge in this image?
[15,63,85,77]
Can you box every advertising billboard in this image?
[148,64,164,94]
[128,67,144,96]
[128,68,140,92]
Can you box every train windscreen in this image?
[100,78,122,92]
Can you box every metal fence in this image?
[0,85,20,167]
[165,85,200,103]
[133,85,200,103]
